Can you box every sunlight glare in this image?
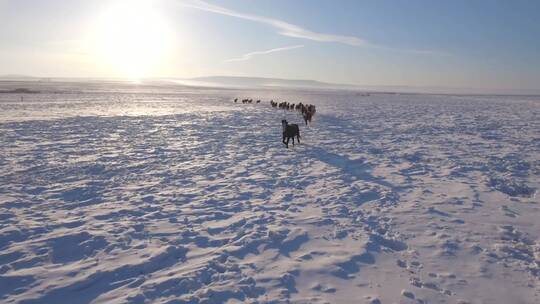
[92,0,174,79]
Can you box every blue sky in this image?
[0,0,539,90]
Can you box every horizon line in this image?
[1,74,540,95]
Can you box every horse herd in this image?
[234,98,317,148]
[235,98,261,104]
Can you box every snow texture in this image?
[0,81,539,303]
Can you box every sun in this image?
[91,0,174,79]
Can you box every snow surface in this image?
[0,82,539,304]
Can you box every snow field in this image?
[0,86,539,303]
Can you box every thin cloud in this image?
[178,0,368,46]
[177,0,448,56]
[371,44,451,56]
[224,45,304,63]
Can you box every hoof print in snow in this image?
[401,289,415,299]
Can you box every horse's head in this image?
[281,120,288,132]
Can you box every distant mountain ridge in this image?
[177,76,540,95]
[1,75,539,95]
[0,74,38,80]
[178,76,356,90]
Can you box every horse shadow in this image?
[303,145,395,190]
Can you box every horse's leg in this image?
[286,137,290,148]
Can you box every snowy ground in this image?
[0,81,539,304]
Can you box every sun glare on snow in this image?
[91,0,174,79]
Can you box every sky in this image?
[1,0,539,91]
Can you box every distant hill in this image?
[174,76,540,95]
[0,74,38,80]
[175,76,358,90]
[2,75,538,95]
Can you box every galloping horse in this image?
[281,120,300,148]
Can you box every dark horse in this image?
[282,120,300,148]
[302,111,313,125]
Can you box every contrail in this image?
[224,45,304,63]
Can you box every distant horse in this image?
[301,104,316,125]
[302,111,313,125]
[282,120,300,148]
